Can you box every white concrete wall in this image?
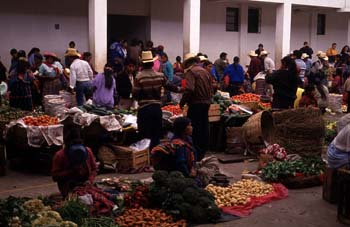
[291,8,349,60]
[0,0,89,69]
[150,0,183,62]
[108,0,149,16]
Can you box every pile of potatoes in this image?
[205,179,274,208]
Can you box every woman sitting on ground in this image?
[51,125,97,198]
[299,85,318,108]
[328,123,350,169]
[151,117,196,177]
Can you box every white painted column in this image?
[275,1,292,66]
[347,15,350,45]
[88,0,107,73]
[309,12,317,61]
[183,0,201,55]
[239,4,248,67]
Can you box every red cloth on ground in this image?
[73,184,115,216]
[221,183,288,217]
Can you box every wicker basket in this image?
[242,111,274,144]
[241,101,259,110]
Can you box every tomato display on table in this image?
[23,115,59,126]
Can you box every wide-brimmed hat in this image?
[43,52,58,60]
[301,53,309,60]
[319,52,329,61]
[183,53,196,62]
[199,55,208,62]
[248,50,258,57]
[259,50,269,57]
[316,51,324,57]
[65,48,81,58]
[141,51,155,63]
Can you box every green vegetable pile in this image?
[0,197,31,227]
[212,92,233,114]
[148,171,221,224]
[57,199,89,226]
[261,156,326,182]
[78,104,119,116]
[82,217,118,227]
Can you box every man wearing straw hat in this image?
[133,51,181,150]
[180,53,213,161]
[66,49,93,106]
[246,50,262,83]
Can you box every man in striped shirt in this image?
[133,51,180,149]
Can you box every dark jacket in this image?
[266,69,299,99]
[181,65,213,106]
[300,46,314,58]
[116,72,133,99]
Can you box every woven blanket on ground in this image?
[73,184,115,216]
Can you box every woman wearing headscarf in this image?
[38,52,63,96]
[151,117,196,177]
[8,58,34,111]
[51,125,96,198]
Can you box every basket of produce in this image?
[242,111,274,144]
[261,156,326,189]
[161,104,183,116]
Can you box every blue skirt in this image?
[327,143,350,169]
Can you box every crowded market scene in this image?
[1,0,350,226]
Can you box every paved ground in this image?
[0,153,347,227]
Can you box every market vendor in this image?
[92,63,116,109]
[51,126,97,198]
[133,51,181,150]
[327,124,350,169]
[38,52,63,97]
[151,117,196,177]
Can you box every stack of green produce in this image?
[261,156,326,182]
[148,171,221,224]
[78,104,118,116]
[212,92,233,114]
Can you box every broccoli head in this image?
[148,183,169,207]
[169,171,185,179]
[197,188,215,200]
[182,187,200,204]
[191,205,208,223]
[198,196,214,208]
[152,170,169,185]
[178,202,192,220]
[205,203,221,222]
[167,178,193,193]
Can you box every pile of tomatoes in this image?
[162,104,183,116]
[23,115,59,126]
[231,93,260,103]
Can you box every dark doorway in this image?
[107,15,150,45]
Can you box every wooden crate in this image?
[98,144,150,171]
[323,167,338,204]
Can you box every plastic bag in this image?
[129,139,150,152]
[328,94,343,113]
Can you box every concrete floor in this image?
[0,154,347,227]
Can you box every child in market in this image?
[299,85,318,108]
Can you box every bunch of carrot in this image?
[115,208,186,227]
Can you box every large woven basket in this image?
[241,101,259,110]
[242,111,274,144]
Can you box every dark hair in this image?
[69,41,76,48]
[173,117,191,137]
[220,52,227,59]
[183,57,199,69]
[83,52,92,60]
[104,63,114,90]
[161,52,168,61]
[28,47,40,57]
[176,56,181,62]
[146,40,154,49]
[197,53,203,57]
[17,59,30,74]
[10,48,17,55]
[63,125,82,149]
[332,43,337,46]
[202,60,213,68]
[341,45,349,53]
[315,79,327,100]
[304,85,315,95]
[281,56,298,76]
[258,43,264,48]
[142,62,154,69]
[17,50,26,58]
[34,53,43,61]
[304,41,308,46]
[293,50,302,59]
[233,56,240,70]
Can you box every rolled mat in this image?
[221,183,288,217]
